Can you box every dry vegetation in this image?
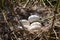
[0,0,60,40]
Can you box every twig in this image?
[53,29,59,39]
[47,0,54,7]
[23,0,29,8]
[42,0,47,7]
[51,0,59,40]
[2,11,8,24]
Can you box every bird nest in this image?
[0,4,60,40]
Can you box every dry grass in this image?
[0,0,60,40]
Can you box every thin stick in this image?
[51,0,59,40]
[23,0,29,8]
[42,0,47,7]
[2,11,8,24]
[47,0,54,7]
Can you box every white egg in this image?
[28,15,40,23]
[28,22,41,30]
[20,19,30,26]
[20,19,30,29]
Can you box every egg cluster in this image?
[18,15,42,31]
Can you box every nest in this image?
[0,0,60,40]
